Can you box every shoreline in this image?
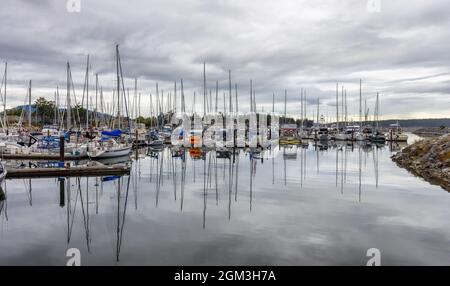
[392,134,450,191]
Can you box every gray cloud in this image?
[0,0,449,119]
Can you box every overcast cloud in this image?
[0,0,449,120]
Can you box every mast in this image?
[57,86,60,126]
[336,83,339,130]
[54,91,57,125]
[66,62,71,130]
[149,92,153,127]
[203,62,206,117]
[228,70,232,113]
[304,90,307,125]
[95,73,98,128]
[316,97,319,125]
[365,99,368,125]
[134,77,137,121]
[116,45,121,130]
[215,80,218,113]
[253,90,256,113]
[156,82,159,129]
[28,80,32,129]
[272,92,275,113]
[359,79,362,128]
[181,79,185,113]
[100,86,104,127]
[193,91,196,114]
[4,62,7,129]
[341,86,344,128]
[86,55,90,129]
[344,89,347,127]
[376,92,379,130]
[223,92,226,114]
[174,81,177,114]
[235,84,238,113]
[300,89,303,133]
[284,90,287,124]
[250,79,252,112]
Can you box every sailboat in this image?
[88,137,131,159]
[88,46,131,158]
[370,92,386,143]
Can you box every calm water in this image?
[1,133,449,266]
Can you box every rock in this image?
[392,134,450,191]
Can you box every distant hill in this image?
[377,118,450,128]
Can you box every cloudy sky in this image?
[0,0,449,120]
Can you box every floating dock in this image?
[6,163,130,179]
[1,153,88,160]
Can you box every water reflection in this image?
[1,134,449,265]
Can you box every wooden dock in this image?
[6,164,130,179]
[0,153,88,160]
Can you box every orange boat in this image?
[189,147,203,159]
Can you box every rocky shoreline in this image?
[392,134,450,191]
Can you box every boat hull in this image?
[88,146,131,159]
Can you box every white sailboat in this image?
[90,45,132,158]
[88,138,131,159]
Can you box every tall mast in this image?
[57,85,60,126]
[54,91,57,125]
[228,70,232,113]
[3,62,7,129]
[95,73,98,128]
[215,80,218,113]
[203,62,206,117]
[156,82,159,129]
[139,93,141,120]
[376,92,379,130]
[222,92,225,114]
[66,62,71,130]
[272,92,275,113]
[181,79,185,113]
[341,86,344,128]
[116,45,121,130]
[364,98,367,125]
[235,84,238,113]
[304,90,307,124]
[86,55,89,129]
[344,89,348,125]
[359,79,362,128]
[134,78,137,121]
[316,97,319,125]
[28,80,32,129]
[253,90,256,112]
[193,91,196,114]
[284,90,287,124]
[174,81,177,114]
[300,89,303,132]
[100,86,104,126]
[250,79,252,112]
[336,83,339,130]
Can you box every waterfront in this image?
[1,133,449,265]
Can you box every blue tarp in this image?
[101,129,122,137]
[102,175,121,182]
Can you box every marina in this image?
[0,0,449,269]
[1,134,450,265]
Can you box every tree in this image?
[35,97,55,124]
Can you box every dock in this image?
[0,153,88,160]
[5,163,130,179]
